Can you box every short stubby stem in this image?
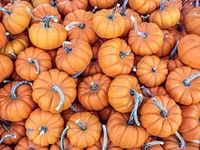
[39,126,48,136]
[91,82,99,91]
[142,141,164,150]
[175,131,186,148]
[102,125,107,150]
[141,85,152,98]
[28,58,40,74]
[0,134,16,144]
[51,85,65,111]
[119,50,131,59]
[8,51,17,59]
[62,41,72,54]
[108,4,120,20]
[65,22,85,31]
[183,72,200,87]
[76,120,86,131]
[152,67,157,73]
[152,98,168,118]
[60,126,69,150]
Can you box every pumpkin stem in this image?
[65,22,85,31]
[160,0,165,11]
[152,67,157,73]
[120,0,129,16]
[8,51,17,59]
[182,0,189,6]
[192,139,200,144]
[60,126,69,150]
[141,85,152,98]
[70,105,79,112]
[51,0,57,8]
[0,134,16,144]
[2,80,12,84]
[92,6,97,12]
[152,98,168,118]
[141,14,150,22]
[175,131,186,148]
[130,15,147,38]
[119,50,131,59]
[76,119,86,131]
[169,41,179,60]
[43,16,58,28]
[71,70,84,78]
[10,80,32,99]
[133,66,137,72]
[128,90,143,126]
[51,85,65,111]
[28,58,40,74]
[0,119,12,132]
[108,3,120,20]
[62,41,72,54]
[26,7,43,22]
[102,125,107,150]
[0,7,12,15]
[183,72,200,87]
[91,82,99,91]
[39,126,48,136]
[6,32,14,41]
[163,33,168,38]
[142,141,164,150]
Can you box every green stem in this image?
[120,0,128,16]
[102,125,107,150]
[119,50,131,59]
[10,81,32,99]
[152,98,168,118]
[60,126,69,150]
[28,58,40,74]
[108,4,120,20]
[169,41,179,60]
[141,86,152,98]
[76,120,86,131]
[65,22,85,31]
[183,72,200,87]
[0,134,16,144]
[91,82,99,91]
[160,0,165,11]
[142,141,164,150]
[39,126,48,136]
[0,7,12,15]
[51,85,65,111]
[175,131,186,148]
[62,41,72,54]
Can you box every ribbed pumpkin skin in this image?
[92,9,126,39]
[128,22,163,56]
[164,0,182,11]
[29,22,67,50]
[0,23,7,49]
[0,144,11,150]
[140,96,182,137]
[56,39,92,75]
[108,75,141,113]
[63,9,97,45]
[89,0,116,9]
[136,55,168,87]
[179,103,200,141]
[178,34,200,70]
[78,73,111,111]
[25,108,64,146]
[184,7,200,36]
[166,66,200,105]
[15,47,52,81]
[98,38,134,77]
[31,0,50,7]
[0,81,36,122]
[15,137,49,150]
[2,3,32,34]
[32,69,76,113]
[0,54,13,83]
[31,3,61,24]
[0,32,29,59]
[56,0,88,16]
[149,7,180,29]
[107,112,147,148]
[67,112,101,148]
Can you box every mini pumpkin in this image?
[99,105,116,122]
[164,0,182,11]
[88,0,116,9]
[168,23,187,42]
[0,23,7,49]
[31,0,50,8]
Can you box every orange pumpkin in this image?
[128,16,164,56]
[56,0,88,16]
[66,112,101,148]
[168,23,187,42]
[0,81,36,122]
[92,4,126,39]
[63,9,97,45]
[15,137,49,150]
[166,66,200,105]
[99,105,116,122]
[56,40,92,75]
[0,54,13,83]
[179,103,200,141]
[181,2,194,21]
[98,38,134,77]
[0,144,11,150]
[108,75,141,113]
[136,55,168,87]
[164,0,182,11]
[88,0,116,9]
[0,23,7,49]
[25,108,64,146]
[140,96,182,137]
[32,69,76,113]
[31,0,50,7]
[15,47,52,81]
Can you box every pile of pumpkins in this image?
[0,0,200,149]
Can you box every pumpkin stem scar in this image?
[28,58,40,74]
[169,41,179,60]
[152,98,168,118]
[119,50,131,59]
[39,126,48,136]
[151,67,157,73]
[76,119,87,131]
[65,22,85,31]
[183,71,200,87]
[108,3,120,20]
[102,125,107,150]
[130,15,147,38]
[163,33,168,38]
[175,131,186,148]
[120,0,129,16]
[128,90,143,126]
[70,105,79,112]
[71,70,84,78]
[51,85,65,111]
[0,134,16,144]
[141,85,152,98]
[62,41,73,54]
[0,7,12,15]
[8,51,17,59]
[90,82,99,91]
[160,0,165,11]
[142,141,164,150]
[10,80,32,99]
[60,126,69,150]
